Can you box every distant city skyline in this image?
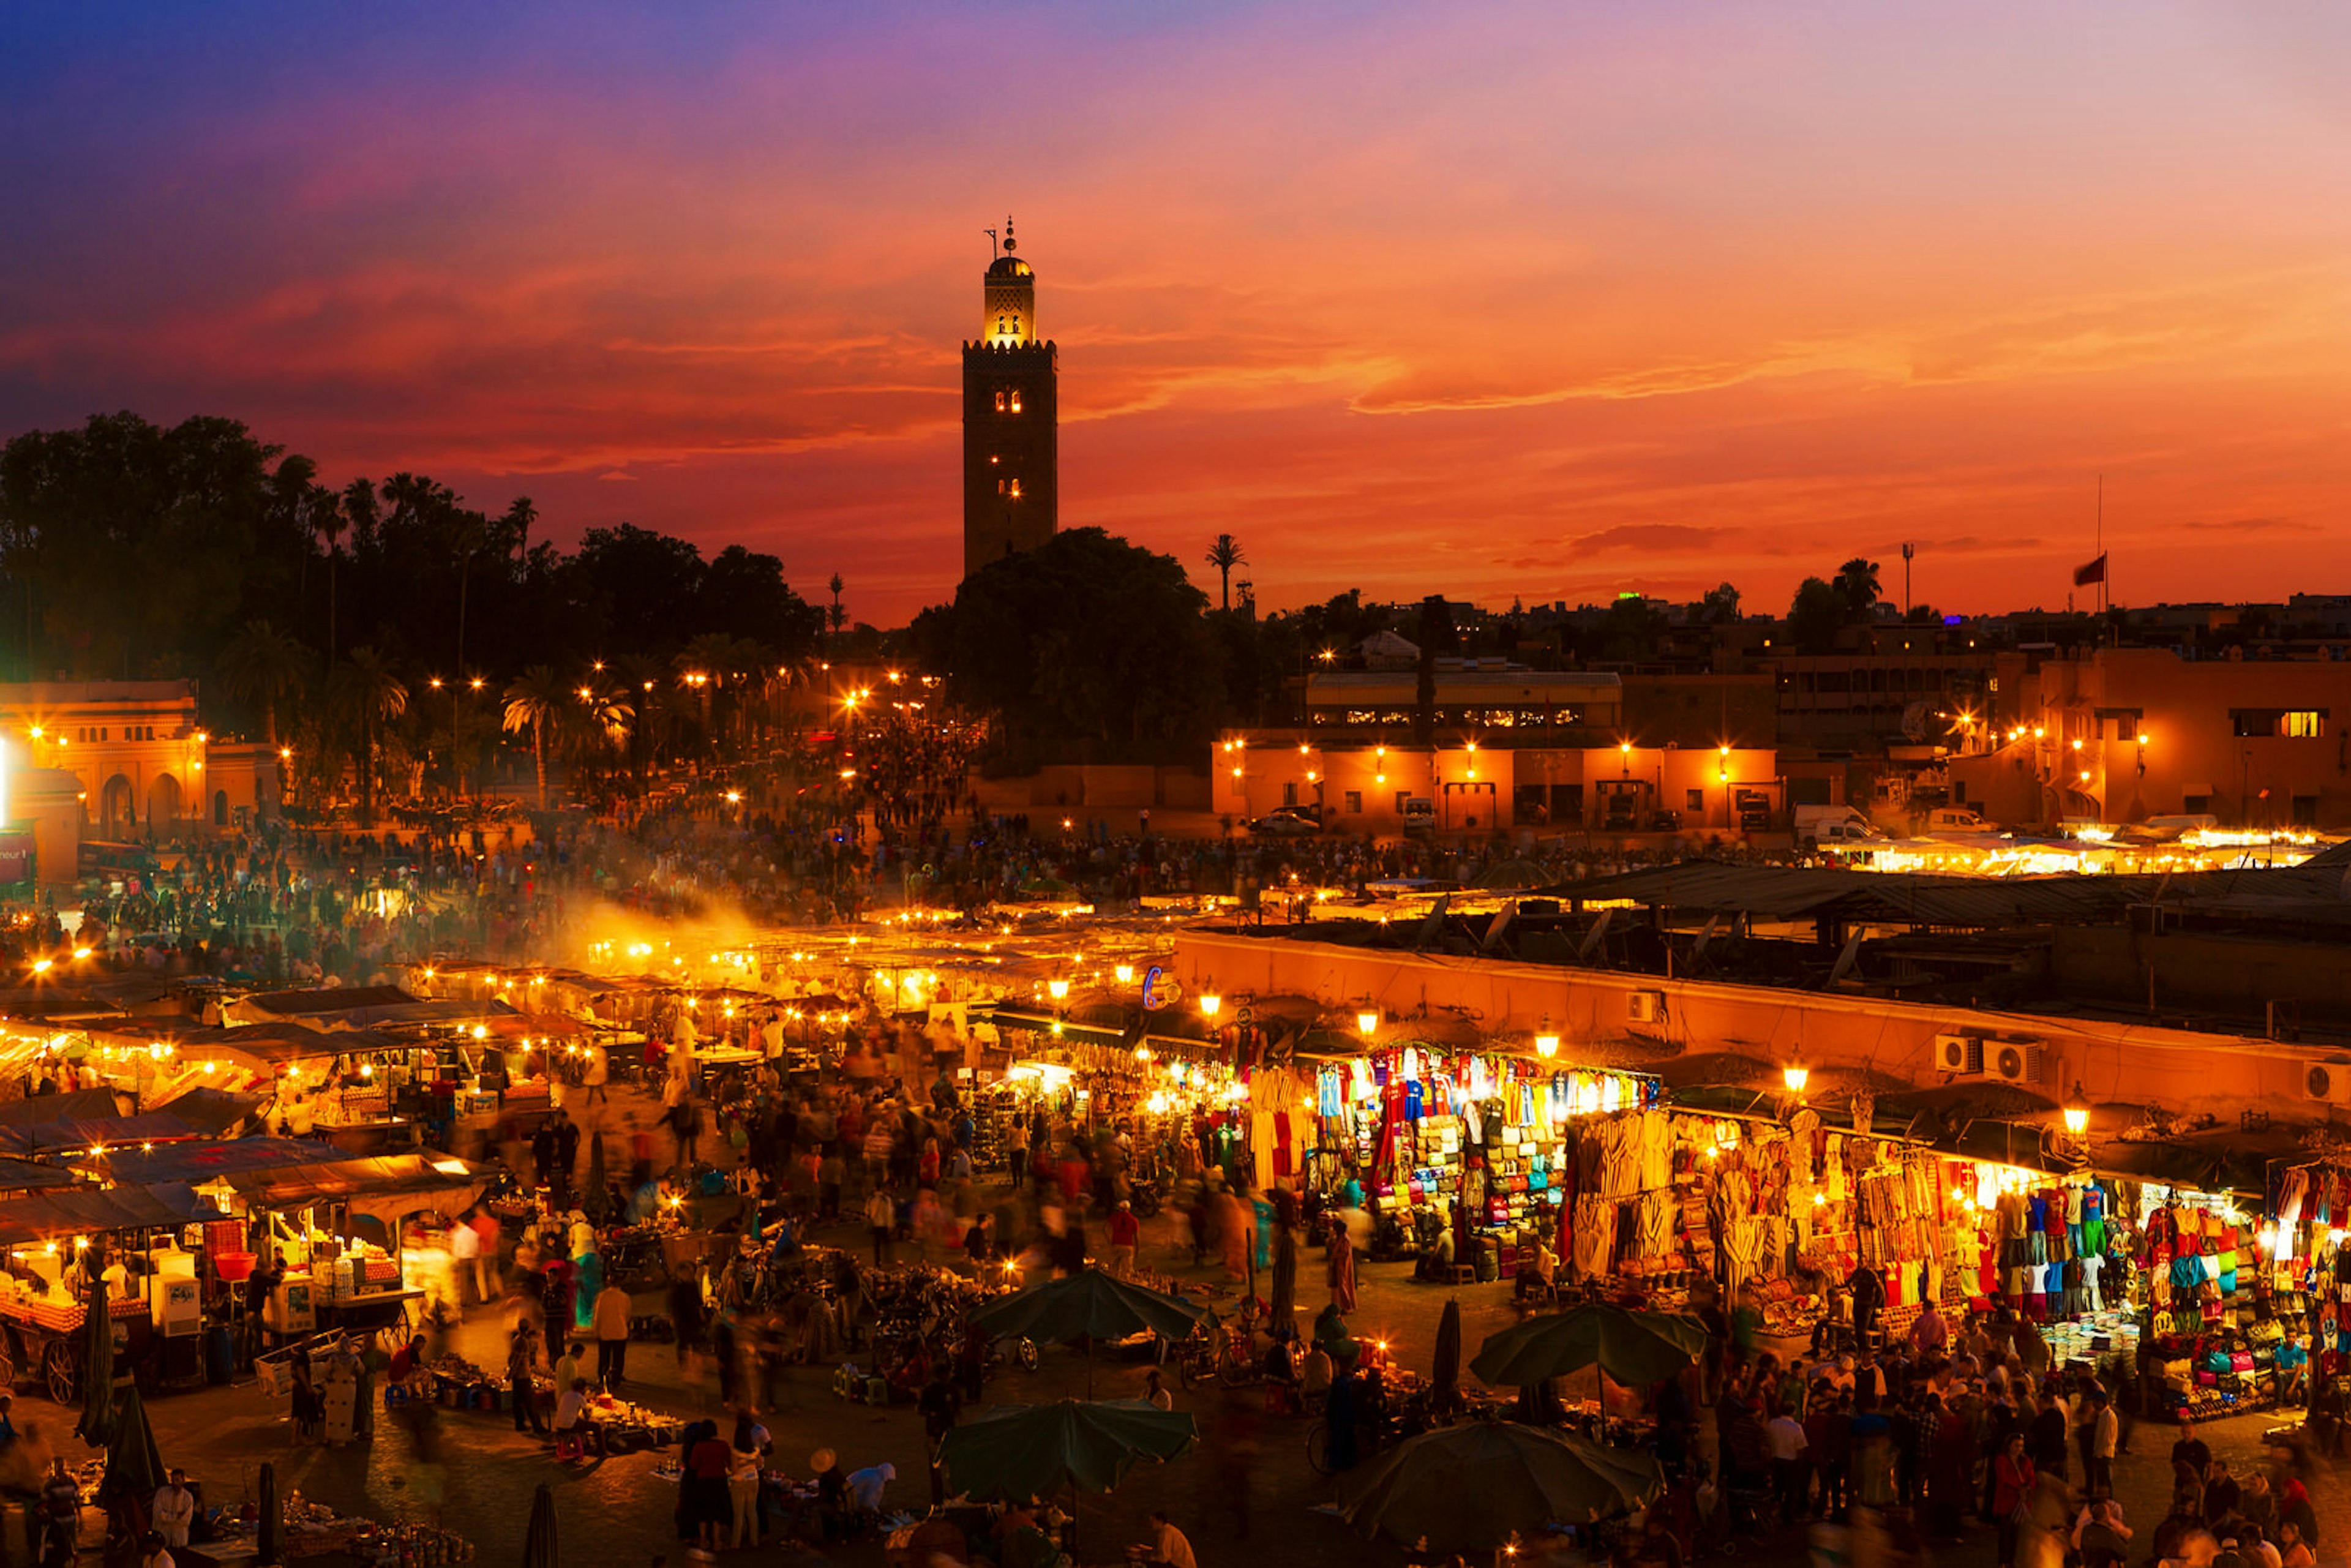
[2,2,2347,624]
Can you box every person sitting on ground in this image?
[1145,1510,1198,1568]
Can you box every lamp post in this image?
[1534,1013,1559,1059]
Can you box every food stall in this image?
[0,1183,225,1398]
[80,1140,497,1351]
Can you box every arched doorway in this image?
[146,773,181,836]
[213,790,229,827]
[99,775,135,839]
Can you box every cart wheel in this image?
[1305,1420,1331,1476]
[1174,1352,1196,1392]
[1014,1338,1038,1373]
[43,1340,75,1406]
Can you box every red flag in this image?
[2073,553,2107,587]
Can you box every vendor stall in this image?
[0,1182,224,1398]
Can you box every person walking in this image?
[2088,1389,2118,1499]
[1107,1201,1140,1279]
[447,1213,481,1311]
[509,1323,549,1437]
[594,1278,632,1388]
[1992,1431,2036,1568]
[866,1187,895,1268]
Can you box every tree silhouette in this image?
[1204,534,1247,612]
[1836,558,1881,621]
[216,621,309,749]
[501,664,569,809]
[328,647,408,825]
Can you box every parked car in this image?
[1248,811,1321,837]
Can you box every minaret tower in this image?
[962,217,1059,579]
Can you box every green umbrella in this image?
[73,1254,113,1449]
[966,1268,1205,1398]
[1468,1302,1709,1389]
[257,1461,282,1566]
[937,1399,1196,1501]
[582,1133,612,1227]
[1338,1420,1662,1558]
[1432,1297,1462,1408]
[99,1384,164,1504]
[968,1269,1204,1345]
[522,1482,558,1568]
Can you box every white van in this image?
[1793,805,1882,848]
[1921,807,1993,835]
[1401,798,1437,833]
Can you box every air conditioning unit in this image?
[1933,1034,1983,1075]
[1625,991,1665,1025]
[2303,1062,2351,1104]
[1984,1040,2044,1087]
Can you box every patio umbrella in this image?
[73,1256,113,1449]
[257,1462,282,1566]
[1338,1420,1661,1558]
[1469,1302,1708,1389]
[938,1399,1196,1501]
[99,1384,165,1504]
[1431,1298,1461,1409]
[967,1268,1204,1398]
[522,1482,558,1568]
[582,1132,612,1226]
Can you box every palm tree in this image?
[1205,534,1247,611]
[328,647,408,825]
[501,666,569,809]
[826,574,846,643]
[215,621,309,748]
[1836,557,1881,621]
[324,480,370,661]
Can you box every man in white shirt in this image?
[151,1469,195,1548]
[448,1216,481,1307]
[1766,1411,1810,1523]
[2088,1389,2120,1499]
[1148,1511,1198,1568]
[552,1378,602,1455]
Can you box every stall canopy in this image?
[0,1090,132,1127]
[208,1152,497,1225]
[0,1184,222,1247]
[70,1138,358,1186]
[225,988,517,1032]
[0,1112,209,1156]
[0,1158,88,1193]
[151,1086,268,1136]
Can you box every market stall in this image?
[0,1183,224,1398]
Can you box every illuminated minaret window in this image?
[962,216,1058,579]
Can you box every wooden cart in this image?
[0,1294,148,1405]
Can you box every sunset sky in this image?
[3,2,2347,625]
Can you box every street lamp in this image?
[1534,1014,1559,1058]
[1115,964,1135,986]
[2136,732,2150,778]
[2063,1084,2090,1139]
[1048,978,1070,1003]
[1357,1009,1380,1038]
[1199,993,1221,1020]
[1782,1054,1810,1095]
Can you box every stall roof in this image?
[0,1090,130,1127]
[238,986,419,1016]
[71,1137,353,1185]
[0,1158,87,1192]
[0,1184,222,1247]
[135,1022,416,1065]
[215,1153,494,1218]
[0,1111,210,1155]
[151,1086,269,1136]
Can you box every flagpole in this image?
[2096,474,2107,621]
